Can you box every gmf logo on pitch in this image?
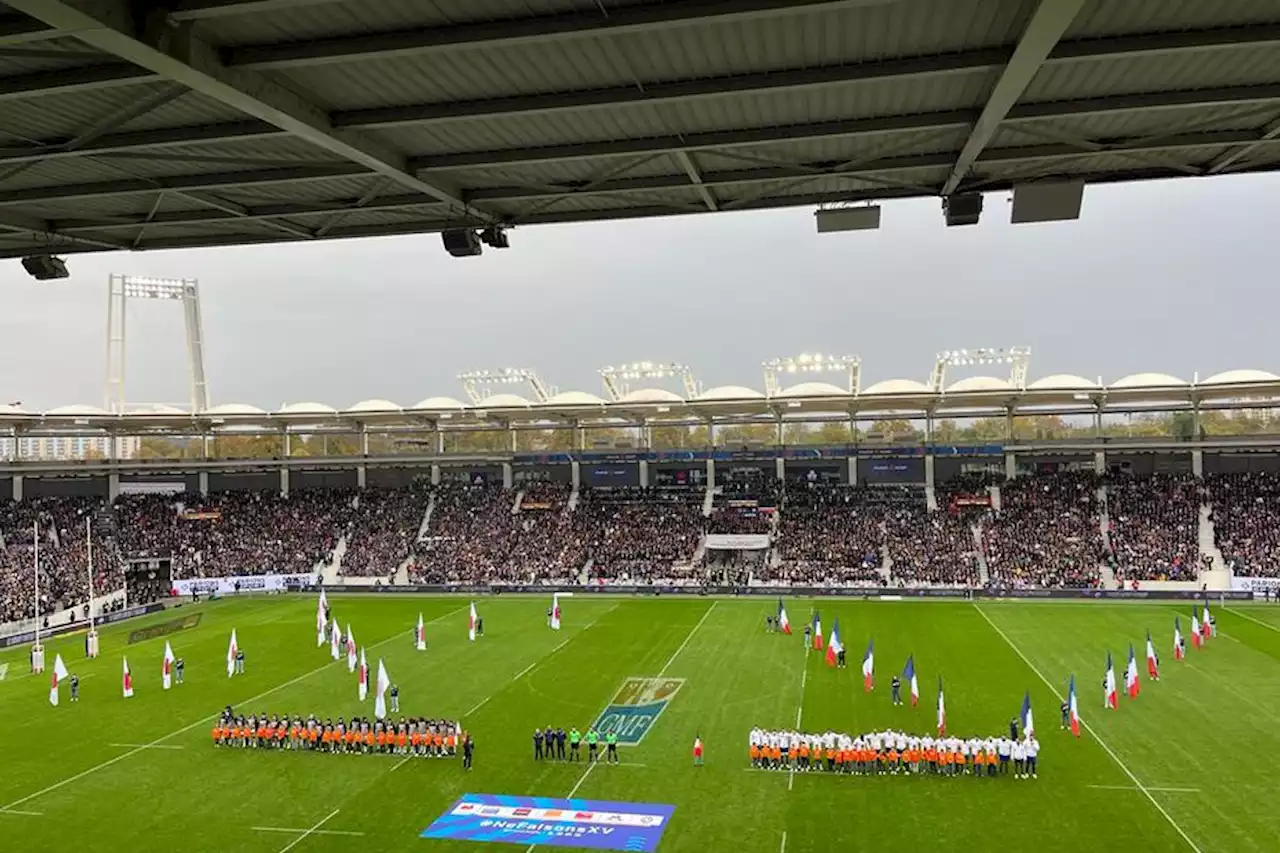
[593,677,685,745]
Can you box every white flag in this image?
[374,659,391,720]
[226,629,238,678]
[316,589,328,646]
[345,624,357,673]
[49,653,69,706]
[122,657,134,698]
[415,612,426,651]
[330,620,341,660]
[357,648,369,702]
[550,593,561,630]
[162,641,176,690]
[468,601,478,642]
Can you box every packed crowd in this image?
[771,486,884,585]
[574,488,704,583]
[1107,474,1203,582]
[1206,472,1280,577]
[983,471,1105,588]
[886,507,981,586]
[341,488,427,578]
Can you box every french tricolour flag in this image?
[1202,601,1214,639]
[330,620,342,661]
[936,676,946,736]
[468,601,478,642]
[1125,644,1140,699]
[226,629,238,678]
[1174,617,1185,660]
[49,653,69,706]
[1191,609,1203,649]
[1145,631,1160,680]
[904,654,919,706]
[345,625,357,673]
[415,612,427,651]
[812,611,823,651]
[1021,691,1035,736]
[1104,652,1118,709]
[861,639,875,691]
[777,600,791,635]
[316,589,328,647]
[824,619,843,667]
[122,657,133,699]
[551,594,562,631]
[357,647,369,702]
[1068,674,1081,737]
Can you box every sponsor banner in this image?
[951,495,992,507]
[521,501,555,511]
[127,613,202,645]
[119,481,185,495]
[1232,576,1280,594]
[171,572,317,596]
[594,677,684,745]
[704,534,771,550]
[0,603,163,648]
[179,510,222,521]
[422,794,674,851]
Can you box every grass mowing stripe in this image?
[0,604,465,812]
[972,603,1203,853]
[523,601,719,853]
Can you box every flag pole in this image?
[33,520,40,647]
[85,516,94,631]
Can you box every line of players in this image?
[533,726,621,763]
[211,708,465,757]
[748,729,1041,779]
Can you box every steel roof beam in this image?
[0,12,56,45]
[225,0,874,70]
[332,25,1280,129]
[463,131,1275,203]
[0,163,368,206]
[0,209,131,250]
[0,120,280,167]
[1207,117,1280,174]
[0,62,154,101]
[5,0,492,220]
[168,0,351,20]
[941,0,1086,195]
[675,151,718,211]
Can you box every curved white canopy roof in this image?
[413,396,467,410]
[945,376,1011,393]
[46,404,110,416]
[697,385,765,401]
[0,403,30,415]
[778,381,847,397]
[205,403,267,416]
[1111,372,1187,389]
[1201,369,1279,385]
[1028,373,1098,390]
[545,390,607,406]
[477,393,533,408]
[276,402,337,415]
[862,379,930,395]
[345,399,402,413]
[619,388,683,404]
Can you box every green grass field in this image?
[2,594,1280,853]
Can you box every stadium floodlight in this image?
[105,274,209,415]
[599,361,699,401]
[763,353,861,396]
[930,346,1031,392]
[457,367,551,404]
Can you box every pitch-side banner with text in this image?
[171,572,318,596]
[422,794,675,852]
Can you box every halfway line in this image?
[108,743,185,750]
[1087,785,1201,794]
[2,605,465,812]
[972,604,1202,853]
[251,826,365,838]
[277,808,340,853]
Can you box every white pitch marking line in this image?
[276,808,341,853]
[391,755,414,772]
[0,809,43,816]
[108,743,185,750]
[1,605,466,813]
[972,604,1202,853]
[1226,607,1280,634]
[780,830,788,853]
[251,826,365,838]
[1087,785,1201,794]
[525,602,716,853]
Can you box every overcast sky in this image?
[1,173,1275,411]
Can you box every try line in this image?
[1,605,466,813]
[972,604,1202,853]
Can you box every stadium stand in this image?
[983,472,1105,589]
[577,487,705,584]
[340,488,426,578]
[771,485,884,585]
[1206,472,1280,578]
[1107,474,1203,582]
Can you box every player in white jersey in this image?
[1023,736,1039,779]
[1012,738,1026,778]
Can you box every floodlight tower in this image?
[930,346,1031,393]
[457,368,552,405]
[105,274,209,414]
[598,361,699,401]
[763,353,861,397]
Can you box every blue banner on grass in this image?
[422,793,675,851]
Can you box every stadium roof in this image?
[2,0,1280,260]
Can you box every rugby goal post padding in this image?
[86,630,100,658]
[31,644,45,674]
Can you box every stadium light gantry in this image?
[105,274,208,415]
[930,346,1031,392]
[457,367,551,404]
[763,353,861,396]
[599,362,699,401]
